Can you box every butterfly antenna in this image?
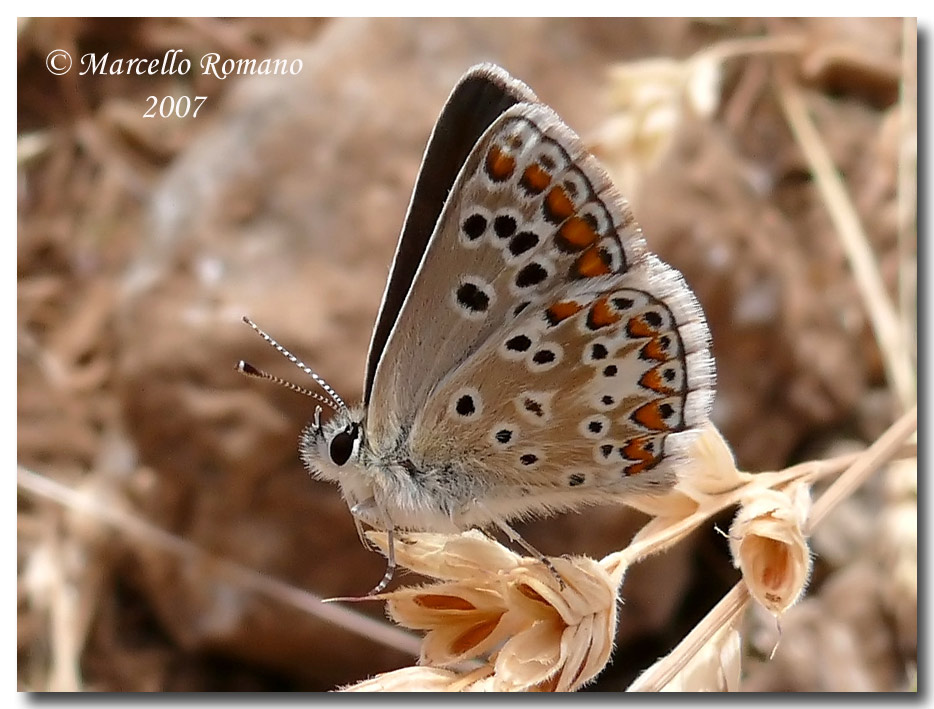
[240,316,348,410]
[236,360,339,412]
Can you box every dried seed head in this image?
[675,423,747,499]
[729,484,813,615]
[349,531,627,692]
[385,583,513,665]
[367,529,522,581]
[596,55,722,196]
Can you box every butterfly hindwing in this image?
[412,256,714,513]
[366,80,714,511]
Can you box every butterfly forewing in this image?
[364,65,538,404]
[366,77,714,512]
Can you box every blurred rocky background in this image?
[17,17,916,691]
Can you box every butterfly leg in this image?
[350,497,383,547]
[488,515,565,590]
[350,507,374,551]
[366,527,396,596]
[350,498,398,595]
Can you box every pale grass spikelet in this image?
[626,424,749,546]
[729,484,813,616]
[340,666,464,692]
[876,458,917,651]
[342,531,627,692]
[367,527,522,582]
[657,623,742,692]
[385,583,514,666]
[495,555,620,691]
[675,423,748,500]
[595,55,721,195]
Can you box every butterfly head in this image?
[300,404,367,483]
[236,316,369,482]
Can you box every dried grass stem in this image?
[16,465,422,658]
[776,68,916,411]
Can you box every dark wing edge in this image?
[363,64,539,403]
[627,255,717,470]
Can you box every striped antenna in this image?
[239,316,348,411]
[236,360,339,412]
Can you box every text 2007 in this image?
[143,96,208,118]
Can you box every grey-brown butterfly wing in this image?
[412,258,714,523]
[364,64,538,405]
[366,84,714,517]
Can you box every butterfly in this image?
[240,64,714,592]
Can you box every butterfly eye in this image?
[329,424,359,466]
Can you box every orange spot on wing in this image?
[486,145,515,181]
[640,336,670,361]
[621,435,662,476]
[631,400,674,432]
[623,459,653,476]
[573,246,612,279]
[544,186,575,222]
[639,366,677,395]
[587,297,622,328]
[546,300,584,325]
[521,163,552,194]
[557,216,599,251]
[627,315,659,338]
